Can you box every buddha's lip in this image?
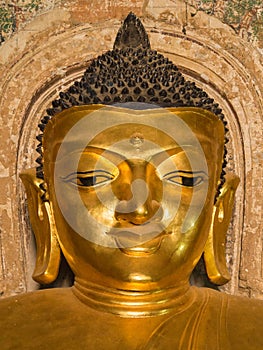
[115,233,166,256]
[107,223,165,243]
[107,222,167,254]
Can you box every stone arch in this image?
[0,4,262,298]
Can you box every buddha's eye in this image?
[162,171,206,187]
[62,170,115,188]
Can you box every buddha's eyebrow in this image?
[82,146,126,159]
[163,170,208,176]
[58,146,126,162]
[61,170,114,180]
[149,147,195,163]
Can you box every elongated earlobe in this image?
[204,174,240,285]
[20,168,61,284]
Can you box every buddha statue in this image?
[1,13,263,350]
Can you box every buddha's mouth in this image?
[116,234,166,256]
[108,223,167,256]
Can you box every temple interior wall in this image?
[0,0,262,299]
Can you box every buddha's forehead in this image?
[44,104,223,144]
[42,104,225,171]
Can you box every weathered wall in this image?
[1,1,262,47]
[0,0,262,298]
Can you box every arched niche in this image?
[0,9,262,298]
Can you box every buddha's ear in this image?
[204,173,240,285]
[20,168,61,284]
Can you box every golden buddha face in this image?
[38,103,227,290]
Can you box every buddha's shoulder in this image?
[200,287,263,349]
[196,287,263,326]
[0,287,89,321]
[0,288,99,349]
[144,288,263,350]
[1,288,73,322]
[222,289,263,347]
[203,287,263,319]
[0,287,74,313]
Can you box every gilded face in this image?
[43,104,225,290]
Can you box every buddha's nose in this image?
[114,161,163,225]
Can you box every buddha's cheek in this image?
[52,181,117,246]
[161,202,213,265]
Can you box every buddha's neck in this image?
[72,277,195,317]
